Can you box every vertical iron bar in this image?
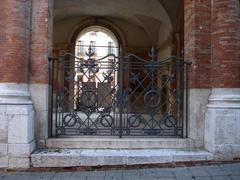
[180,59,185,138]
[55,57,60,135]
[48,57,53,137]
[119,46,124,138]
[51,58,55,137]
[185,61,191,138]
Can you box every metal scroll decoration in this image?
[49,46,190,137]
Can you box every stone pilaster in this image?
[30,0,53,147]
[205,89,240,159]
[184,0,212,148]
[205,0,240,159]
[0,0,35,168]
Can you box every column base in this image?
[205,88,240,160]
[0,83,35,168]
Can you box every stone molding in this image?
[207,88,240,109]
[0,83,32,105]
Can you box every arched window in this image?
[75,26,119,58]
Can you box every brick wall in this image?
[185,0,240,88]
[30,0,53,84]
[211,0,240,88]
[0,0,239,88]
[184,0,212,88]
[0,0,31,83]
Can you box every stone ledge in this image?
[46,138,197,149]
[31,149,213,167]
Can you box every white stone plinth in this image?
[0,83,36,168]
[205,88,240,160]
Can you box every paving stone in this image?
[72,171,106,177]
[219,164,240,176]
[122,169,140,176]
[219,163,240,169]
[86,176,105,180]
[202,165,229,176]
[104,176,122,180]
[195,177,211,180]
[1,173,34,180]
[188,166,209,177]
[0,163,239,180]
[175,176,195,180]
[68,177,86,180]
[173,167,192,177]
[211,176,232,180]
[123,176,141,180]
[53,172,73,178]
[140,168,175,178]
[0,175,19,180]
[105,170,123,180]
[230,175,240,180]
[30,172,56,180]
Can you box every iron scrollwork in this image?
[50,46,190,137]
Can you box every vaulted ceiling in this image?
[53,0,182,46]
[54,0,181,27]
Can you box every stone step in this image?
[31,149,213,168]
[46,137,199,149]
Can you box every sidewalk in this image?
[0,163,239,180]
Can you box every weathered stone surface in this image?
[46,138,196,149]
[0,105,7,142]
[189,89,211,148]
[0,143,7,156]
[205,88,240,160]
[0,84,35,168]
[8,141,35,158]
[31,149,213,168]
[7,105,34,144]
[30,84,49,147]
[8,157,31,168]
[0,156,8,168]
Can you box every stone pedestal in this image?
[205,88,240,160]
[0,83,35,168]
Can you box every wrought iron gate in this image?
[49,47,191,137]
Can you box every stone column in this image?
[205,0,240,159]
[30,0,53,147]
[184,0,212,147]
[0,0,35,168]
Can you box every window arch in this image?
[75,26,119,58]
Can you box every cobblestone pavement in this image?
[0,163,240,180]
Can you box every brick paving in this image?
[0,163,239,180]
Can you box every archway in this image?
[49,0,186,138]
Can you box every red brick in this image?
[0,0,31,83]
[184,0,212,88]
[30,0,53,84]
[211,0,240,88]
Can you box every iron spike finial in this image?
[149,46,157,61]
[85,44,95,57]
